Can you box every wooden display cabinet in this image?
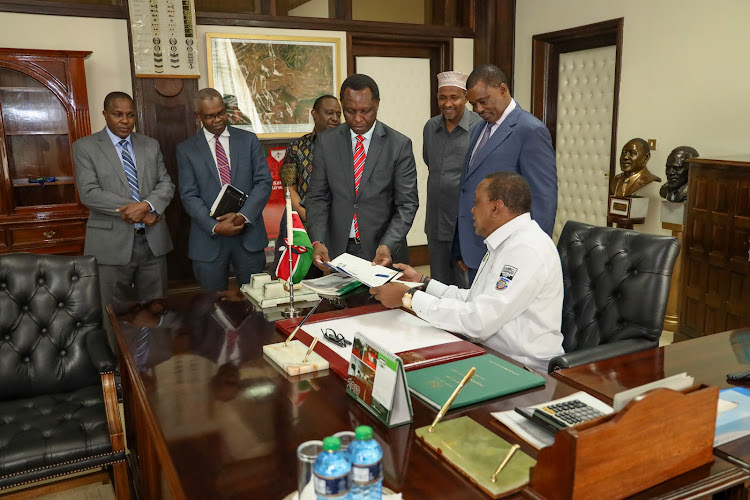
[0,48,91,255]
[677,156,750,341]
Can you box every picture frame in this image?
[206,33,342,139]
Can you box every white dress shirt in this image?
[469,98,517,163]
[349,121,377,238]
[411,212,564,371]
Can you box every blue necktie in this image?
[119,139,140,202]
[470,123,496,166]
[119,140,145,230]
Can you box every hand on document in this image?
[312,242,331,272]
[373,244,393,267]
[370,282,410,308]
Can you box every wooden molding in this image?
[409,244,429,267]
[473,0,515,91]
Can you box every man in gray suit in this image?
[305,74,419,269]
[458,64,557,279]
[423,71,481,287]
[74,91,175,347]
[177,88,272,291]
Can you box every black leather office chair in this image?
[0,253,128,498]
[548,221,680,372]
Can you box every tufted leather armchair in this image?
[548,221,680,372]
[0,253,128,498]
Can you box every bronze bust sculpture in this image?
[659,146,698,202]
[610,138,662,197]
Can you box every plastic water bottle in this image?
[348,426,383,500]
[313,436,352,499]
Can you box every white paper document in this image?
[325,253,402,287]
[492,392,614,449]
[304,309,461,362]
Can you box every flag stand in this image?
[283,187,301,318]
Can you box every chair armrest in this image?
[101,372,126,453]
[548,338,658,373]
[86,328,118,373]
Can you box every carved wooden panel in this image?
[678,158,750,341]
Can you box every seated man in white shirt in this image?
[370,171,564,371]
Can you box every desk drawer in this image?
[10,222,86,246]
[0,229,7,252]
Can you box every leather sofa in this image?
[0,253,128,497]
[548,221,680,372]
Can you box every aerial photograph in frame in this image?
[207,33,340,139]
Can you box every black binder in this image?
[209,184,247,217]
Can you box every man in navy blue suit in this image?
[457,64,557,279]
[177,88,272,291]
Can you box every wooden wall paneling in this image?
[0,0,127,18]
[133,78,199,286]
[328,0,351,20]
[473,0,515,92]
[678,159,750,342]
[196,12,472,38]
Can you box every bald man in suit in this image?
[305,74,419,268]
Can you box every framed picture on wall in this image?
[206,33,341,139]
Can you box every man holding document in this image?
[304,74,419,269]
[370,172,564,371]
[177,88,272,291]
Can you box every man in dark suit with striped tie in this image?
[177,88,272,291]
[74,91,175,348]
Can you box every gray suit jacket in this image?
[176,126,272,262]
[73,128,175,266]
[304,121,419,263]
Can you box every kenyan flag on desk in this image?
[275,211,313,284]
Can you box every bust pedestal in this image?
[661,201,685,333]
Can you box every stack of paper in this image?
[301,273,363,296]
[324,253,402,287]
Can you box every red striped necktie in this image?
[215,134,231,185]
[353,135,366,241]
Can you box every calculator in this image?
[515,399,605,434]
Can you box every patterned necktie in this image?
[119,139,140,201]
[352,135,366,241]
[215,134,231,185]
[470,123,496,166]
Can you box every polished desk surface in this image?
[112,292,749,499]
[553,328,750,472]
[111,290,578,499]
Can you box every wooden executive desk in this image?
[110,292,749,499]
[553,328,750,482]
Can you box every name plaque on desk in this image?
[608,195,649,218]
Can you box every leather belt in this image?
[135,227,146,235]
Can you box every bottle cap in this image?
[354,425,373,441]
[322,436,341,452]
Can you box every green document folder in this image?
[407,354,545,410]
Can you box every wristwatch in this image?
[402,287,419,310]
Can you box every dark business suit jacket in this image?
[304,121,419,263]
[73,128,174,265]
[458,105,557,268]
[176,126,272,262]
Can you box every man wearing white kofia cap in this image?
[422,71,481,287]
